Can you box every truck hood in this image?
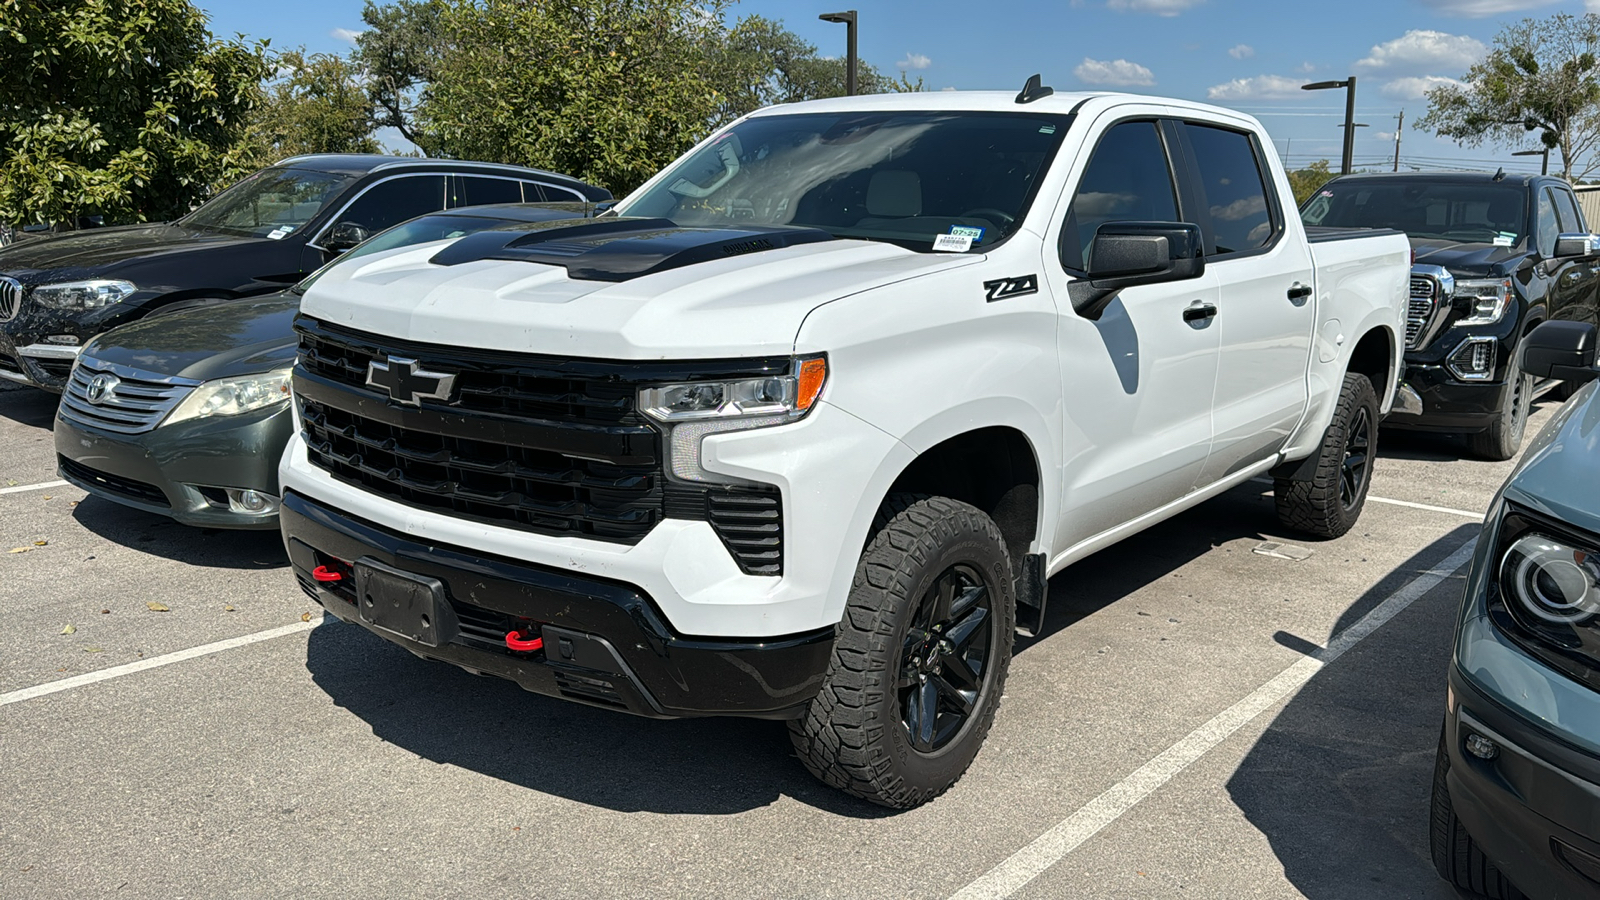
[85,293,300,381]
[0,222,266,282]
[300,227,985,358]
[1504,382,1600,534]
[1410,237,1526,276]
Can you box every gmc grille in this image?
[1407,273,1448,351]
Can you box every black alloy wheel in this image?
[1274,371,1379,539]
[1339,404,1372,511]
[900,563,995,753]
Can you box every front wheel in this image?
[1275,372,1379,539]
[1468,369,1532,462]
[1430,724,1525,899]
[789,495,1015,808]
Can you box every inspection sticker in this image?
[266,226,293,240]
[1493,235,1515,246]
[933,233,974,252]
[949,225,985,243]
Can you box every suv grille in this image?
[58,359,196,434]
[0,277,20,322]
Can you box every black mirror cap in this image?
[1554,233,1598,259]
[1521,319,1599,384]
[1073,222,1205,320]
[323,222,370,253]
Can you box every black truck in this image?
[1302,172,1600,459]
[0,154,610,391]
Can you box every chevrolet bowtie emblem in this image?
[366,356,457,406]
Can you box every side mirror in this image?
[1070,221,1206,320]
[323,221,370,253]
[1553,232,1599,259]
[1521,320,1598,385]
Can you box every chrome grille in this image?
[58,358,196,434]
[1407,267,1455,352]
[1406,276,1434,350]
[0,276,20,322]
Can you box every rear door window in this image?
[1060,120,1180,272]
[327,175,447,240]
[1182,123,1278,256]
[451,176,523,208]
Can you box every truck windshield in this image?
[1302,181,1528,246]
[182,167,355,239]
[618,111,1071,252]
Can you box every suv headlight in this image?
[165,369,292,426]
[1452,278,1513,327]
[640,356,826,483]
[32,279,137,310]
[1488,507,1600,684]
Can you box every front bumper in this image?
[281,490,834,719]
[1385,363,1510,432]
[0,333,80,391]
[54,401,293,529]
[1446,664,1600,898]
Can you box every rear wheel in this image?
[1468,369,1532,461]
[1430,724,1526,899]
[1275,372,1378,539]
[789,495,1015,808]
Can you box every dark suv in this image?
[1302,172,1600,459]
[0,154,610,391]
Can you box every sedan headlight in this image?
[32,279,137,311]
[165,369,292,426]
[640,356,826,483]
[1452,278,1513,327]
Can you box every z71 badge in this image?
[983,274,1039,302]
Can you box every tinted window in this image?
[1552,187,1584,233]
[182,167,354,238]
[1537,188,1559,257]
[452,176,523,208]
[330,176,447,238]
[1183,123,1275,255]
[1061,121,1178,270]
[1302,181,1527,246]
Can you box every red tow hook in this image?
[505,629,544,652]
[312,565,342,583]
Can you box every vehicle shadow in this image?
[0,382,59,429]
[70,495,288,569]
[1224,525,1478,900]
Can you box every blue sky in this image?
[198,0,1600,175]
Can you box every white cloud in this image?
[1075,57,1156,87]
[940,86,959,92]
[1414,0,1553,17]
[1228,44,1255,60]
[1107,0,1203,16]
[1355,30,1486,73]
[330,27,362,43]
[1381,75,1464,99]
[897,52,931,71]
[1206,74,1304,101]
[1296,62,1317,74]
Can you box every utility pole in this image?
[1393,110,1404,173]
[819,11,859,96]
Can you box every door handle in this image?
[1183,301,1219,323]
[1287,283,1313,303]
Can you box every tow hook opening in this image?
[505,628,545,653]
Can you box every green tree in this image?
[247,49,380,163]
[1418,12,1600,181]
[713,15,908,121]
[0,0,271,228]
[354,0,446,156]
[1287,160,1337,206]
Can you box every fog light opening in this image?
[1447,337,1497,381]
[1465,732,1498,760]
[227,489,279,515]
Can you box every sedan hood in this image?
[85,293,300,382]
[1504,382,1600,534]
[0,222,264,282]
[1410,237,1526,275]
[300,225,983,358]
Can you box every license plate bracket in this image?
[354,558,458,648]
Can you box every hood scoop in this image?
[428,217,836,282]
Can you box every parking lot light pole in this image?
[1303,77,1358,175]
[819,10,858,96]
[1513,148,1551,175]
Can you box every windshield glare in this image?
[1302,181,1529,246]
[183,167,354,238]
[619,112,1071,252]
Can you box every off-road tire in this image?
[1275,372,1379,539]
[789,495,1015,809]
[1430,724,1525,899]
[1468,369,1533,461]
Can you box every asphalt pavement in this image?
[1,377,1554,899]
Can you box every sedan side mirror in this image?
[1553,232,1599,259]
[1070,221,1206,321]
[323,221,370,253]
[1521,320,1598,385]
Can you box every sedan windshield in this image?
[1302,181,1528,246]
[618,111,1071,252]
[182,167,354,238]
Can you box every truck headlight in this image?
[1502,533,1600,625]
[164,369,292,426]
[640,356,826,483]
[1452,278,1513,327]
[32,279,137,311]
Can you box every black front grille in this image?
[59,456,171,508]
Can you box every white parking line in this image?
[0,479,68,496]
[948,538,1478,900]
[1367,495,1484,520]
[1,616,323,707]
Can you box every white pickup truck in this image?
[280,82,1409,808]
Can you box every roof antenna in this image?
[1015,73,1054,104]
[1492,167,1506,181]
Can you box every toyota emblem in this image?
[85,373,119,405]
